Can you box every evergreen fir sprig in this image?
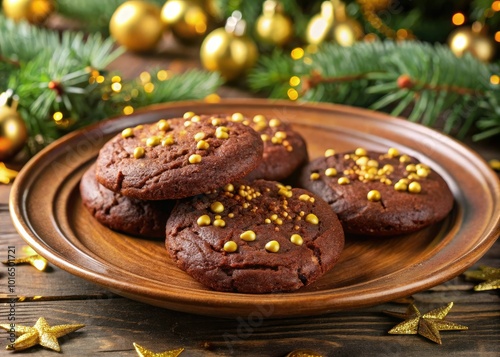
[248,40,500,139]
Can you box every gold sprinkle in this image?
[338,177,350,185]
[387,147,399,157]
[242,202,250,208]
[355,147,367,156]
[197,140,209,150]
[325,168,337,177]
[270,214,278,221]
[211,118,222,126]
[253,114,266,123]
[215,215,221,219]
[162,136,175,146]
[324,149,335,157]
[240,230,256,241]
[184,121,192,127]
[265,240,280,253]
[121,128,133,138]
[299,194,310,201]
[183,111,195,119]
[228,213,234,218]
[275,218,283,225]
[382,164,394,173]
[191,115,201,122]
[399,154,411,163]
[157,119,170,131]
[269,118,281,127]
[416,163,429,170]
[310,173,320,180]
[344,154,351,160]
[406,164,417,172]
[231,112,244,122]
[133,147,145,159]
[210,201,224,213]
[213,219,226,227]
[194,132,205,141]
[394,181,408,191]
[408,181,422,193]
[290,234,303,246]
[407,173,420,180]
[135,125,143,130]
[189,154,202,164]
[146,136,160,147]
[305,213,319,225]
[367,159,379,168]
[417,168,429,177]
[197,215,211,226]
[223,241,237,252]
[367,190,381,202]
[224,183,234,192]
[261,134,270,141]
[299,211,305,217]
[275,131,287,139]
[356,157,369,166]
[286,145,293,152]
[265,218,271,224]
[278,187,293,198]
[271,137,282,145]
[216,127,229,139]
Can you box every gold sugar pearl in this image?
[261,134,270,141]
[231,112,244,122]
[210,201,224,213]
[189,154,202,164]
[184,121,192,127]
[408,181,422,193]
[290,234,303,246]
[299,194,310,202]
[211,118,222,126]
[275,218,283,225]
[197,215,211,226]
[417,168,429,177]
[228,213,235,218]
[146,136,160,147]
[355,147,367,156]
[240,230,256,241]
[270,214,278,221]
[356,156,369,166]
[367,190,381,202]
[367,159,379,168]
[286,145,293,152]
[216,126,229,139]
[213,218,226,227]
[394,181,408,191]
[382,164,394,173]
[265,218,271,224]
[407,173,420,180]
[324,149,335,157]
[265,240,280,253]
[325,168,337,177]
[162,136,174,146]
[223,241,238,252]
[275,131,287,139]
[387,147,399,157]
[310,173,320,180]
[338,177,350,185]
[183,111,195,119]
[121,128,133,138]
[399,154,411,163]
[271,136,282,144]
[133,147,145,159]
[194,132,205,141]
[269,118,281,127]
[191,115,201,122]
[224,183,234,192]
[278,187,293,198]
[197,140,209,150]
[157,120,170,131]
[406,164,417,172]
[305,213,319,225]
[253,114,266,123]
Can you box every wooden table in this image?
[1,45,499,356]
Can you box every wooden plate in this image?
[10,99,500,318]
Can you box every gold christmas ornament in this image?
[0,91,28,162]
[448,25,496,62]
[384,302,468,344]
[0,317,84,351]
[463,265,500,291]
[133,343,184,357]
[161,0,209,43]
[305,1,335,45]
[200,11,258,81]
[255,0,294,47]
[110,1,165,52]
[2,0,54,24]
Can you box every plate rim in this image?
[10,98,500,317]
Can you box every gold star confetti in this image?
[0,317,84,351]
[133,343,184,357]
[0,162,18,184]
[384,302,468,344]
[463,265,500,291]
[1,246,48,271]
[286,349,323,357]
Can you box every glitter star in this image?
[384,302,468,344]
[133,343,184,357]
[0,162,18,184]
[463,265,500,291]
[0,317,84,351]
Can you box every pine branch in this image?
[249,40,500,139]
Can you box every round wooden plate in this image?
[10,99,500,318]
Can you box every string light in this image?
[144,82,155,93]
[491,75,500,85]
[140,71,151,84]
[452,13,465,26]
[495,31,500,42]
[291,47,304,60]
[157,70,169,81]
[289,76,301,87]
[492,1,500,12]
[204,93,220,103]
[287,88,299,100]
[123,105,134,115]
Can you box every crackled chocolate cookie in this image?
[165,179,344,293]
[298,147,454,236]
[80,164,174,238]
[243,114,308,181]
[95,113,264,200]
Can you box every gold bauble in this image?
[448,26,496,62]
[255,0,294,47]
[305,1,334,45]
[2,0,54,24]
[200,12,258,81]
[332,19,364,47]
[109,1,164,52]
[0,94,28,161]
[161,0,209,43]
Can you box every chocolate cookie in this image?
[165,179,345,293]
[243,114,308,181]
[298,147,454,236]
[95,113,264,200]
[80,164,174,238]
